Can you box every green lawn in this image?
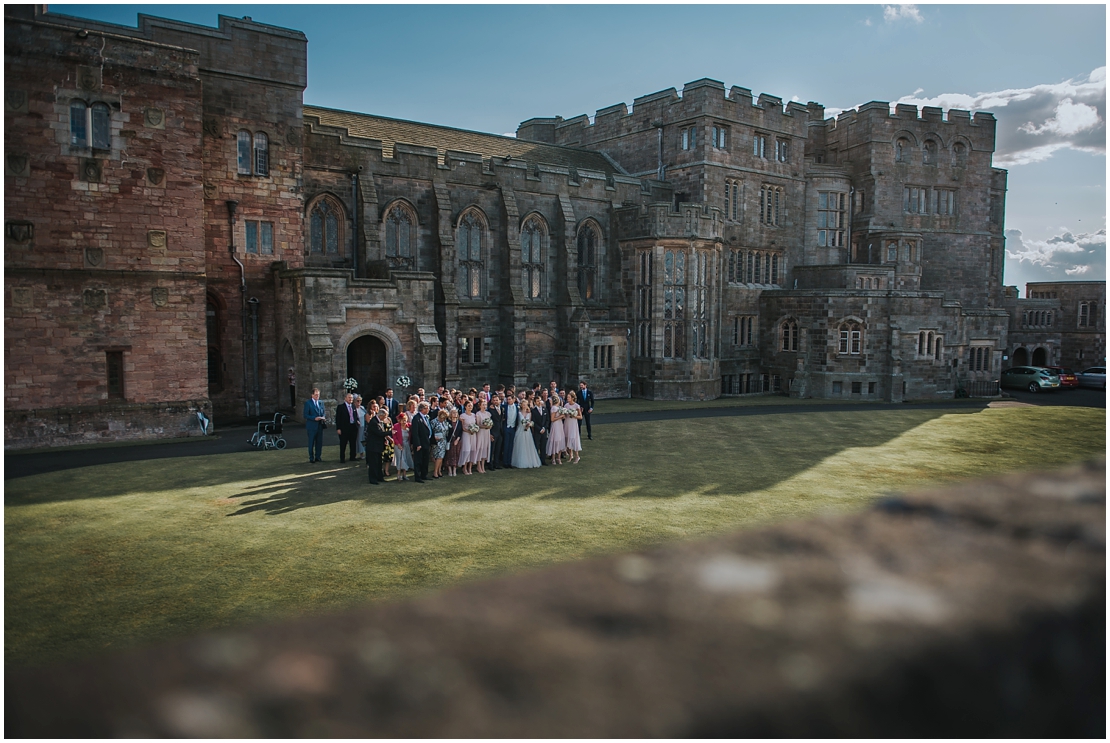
[6,404,1104,666]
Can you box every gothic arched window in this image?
[781,319,798,352]
[838,320,863,355]
[923,139,937,165]
[521,216,546,300]
[384,202,416,267]
[895,137,910,163]
[308,195,344,255]
[458,209,485,299]
[577,222,601,301]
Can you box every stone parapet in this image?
[7,461,1103,736]
[4,398,213,450]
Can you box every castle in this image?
[5,8,1105,449]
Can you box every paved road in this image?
[5,392,1101,482]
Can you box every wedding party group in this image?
[302,381,596,486]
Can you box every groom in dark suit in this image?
[501,392,519,468]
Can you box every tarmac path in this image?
[4,391,1101,482]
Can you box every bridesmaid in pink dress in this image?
[472,397,493,473]
[546,393,567,465]
[562,390,582,463]
[458,400,476,475]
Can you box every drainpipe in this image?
[626,327,632,399]
[248,297,260,416]
[848,186,854,264]
[227,200,249,419]
[351,170,360,278]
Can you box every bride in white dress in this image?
[511,399,543,469]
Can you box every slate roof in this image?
[303,105,618,174]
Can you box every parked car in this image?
[1076,366,1106,389]
[1044,366,1079,389]
[1000,366,1061,393]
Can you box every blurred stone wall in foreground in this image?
[6,461,1105,737]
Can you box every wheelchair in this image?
[249,412,288,450]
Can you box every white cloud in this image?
[883,4,923,23]
[884,68,1105,166]
[1005,228,1105,283]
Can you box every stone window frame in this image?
[382,199,417,268]
[817,191,846,247]
[69,99,112,150]
[711,125,729,149]
[106,350,126,400]
[237,129,270,177]
[753,132,767,159]
[917,330,944,362]
[680,125,698,151]
[968,343,993,373]
[733,315,755,347]
[903,185,928,214]
[951,140,969,167]
[662,249,687,360]
[780,317,799,353]
[935,188,957,216]
[576,218,605,303]
[836,317,864,356]
[457,206,488,300]
[922,138,939,165]
[592,343,615,371]
[520,213,548,301]
[774,138,790,163]
[1078,301,1098,328]
[724,178,741,221]
[459,335,484,365]
[690,250,710,360]
[759,184,785,227]
[306,193,347,256]
[636,249,652,359]
[244,219,275,256]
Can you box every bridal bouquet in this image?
[465,423,480,435]
[523,420,534,431]
[480,418,494,430]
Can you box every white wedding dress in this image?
[511,412,542,468]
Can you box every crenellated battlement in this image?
[519,78,819,148]
[831,101,996,130]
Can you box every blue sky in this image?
[53,3,1107,295]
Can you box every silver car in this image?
[1000,366,1061,393]
[1076,366,1106,389]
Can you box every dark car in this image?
[1000,366,1061,393]
[1044,366,1079,389]
[1076,367,1106,389]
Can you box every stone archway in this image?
[347,335,388,401]
[1031,347,1048,366]
[1012,347,1029,366]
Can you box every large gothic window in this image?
[577,222,601,301]
[781,319,798,352]
[458,209,485,299]
[308,195,343,255]
[384,202,416,268]
[838,320,863,355]
[521,215,546,300]
[663,250,686,359]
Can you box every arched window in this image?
[918,331,926,356]
[781,319,798,352]
[952,142,967,167]
[253,131,269,177]
[521,215,546,300]
[384,202,416,267]
[458,209,485,299]
[577,222,601,301]
[838,320,863,355]
[923,140,937,165]
[895,137,910,163]
[308,195,344,255]
[759,185,784,226]
[662,250,685,359]
[237,130,252,175]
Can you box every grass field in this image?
[5,404,1104,666]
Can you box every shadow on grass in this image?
[6,407,989,512]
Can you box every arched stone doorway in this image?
[347,335,388,400]
[1012,347,1029,366]
[1031,347,1048,366]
